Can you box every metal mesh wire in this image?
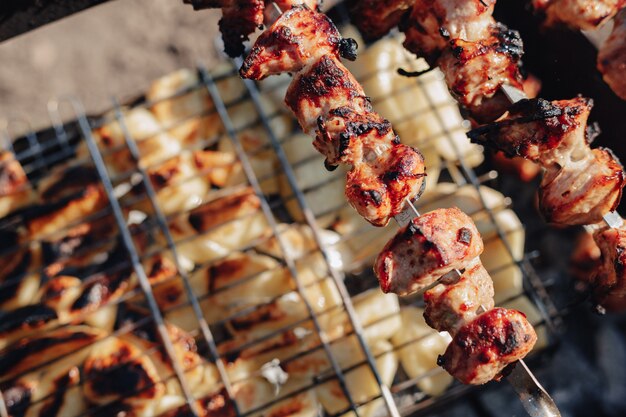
[0,34,562,417]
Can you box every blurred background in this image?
[0,0,221,131]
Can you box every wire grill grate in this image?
[0,35,562,417]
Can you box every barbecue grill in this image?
[2,2,620,416]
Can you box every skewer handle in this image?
[506,360,562,417]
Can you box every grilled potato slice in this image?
[4,354,87,417]
[326,289,401,343]
[0,150,34,218]
[155,252,287,331]
[234,377,319,417]
[0,326,105,382]
[316,339,397,417]
[166,187,271,266]
[391,306,453,397]
[77,108,182,177]
[0,238,42,311]
[147,68,223,147]
[124,149,243,216]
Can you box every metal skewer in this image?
[499,84,625,233]
[395,197,561,417]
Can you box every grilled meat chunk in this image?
[348,0,415,40]
[240,6,349,80]
[219,0,265,57]
[438,308,537,385]
[467,97,592,166]
[346,143,426,226]
[469,97,625,225]
[285,55,370,133]
[598,8,626,100]
[533,0,626,30]
[424,260,495,334]
[374,207,484,295]
[313,108,395,166]
[186,0,322,57]
[402,0,497,63]
[438,24,524,122]
[570,231,602,284]
[540,147,624,225]
[593,227,626,298]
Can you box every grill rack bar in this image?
[50,96,202,416]
[224,58,402,417]
[108,97,243,417]
[200,66,369,416]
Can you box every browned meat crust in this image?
[469,97,626,225]
[439,308,537,385]
[598,8,626,100]
[594,227,626,298]
[374,207,483,295]
[240,6,346,80]
[438,24,524,123]
[533,0,626,30]
[424,261,494,333]
[348,0,415,41]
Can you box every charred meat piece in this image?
[438,24,524,123]
[598,8,626,100]
[439,308,537,385]
[348,0,415,41]
[401,0,497,63]
[469,97,625,225]
[593,226,626,298]
[570,231,602,285]
[219,0,265,57]
[540,147,624,225]
[346,143,426,227]
[533,0,625,30]
[424,260,494,334]
[467,97,592,167]
[285,55,370,133]
[374,207,483,295]
[240,6,353,80]
[313,107,395,166]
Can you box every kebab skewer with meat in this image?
[241,5,426,227]
[375,205,537,385]
[349,0,626,307]
[350,0,526,124]
[239,5,545,395]
[468,96,625,226]
[531,1,626,100]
